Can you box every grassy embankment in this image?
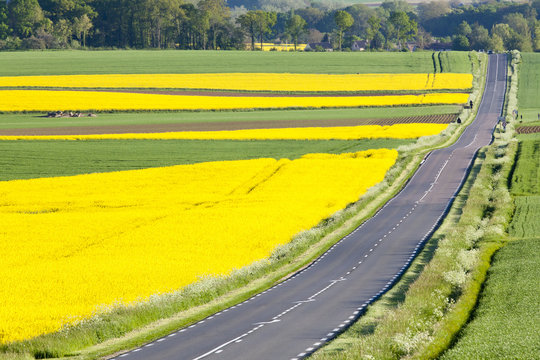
[439,52,540,359]
[0,51,478,360]
[313,52,517,359]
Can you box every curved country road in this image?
[112,54,507,360]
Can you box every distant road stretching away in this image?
[112,54,507,360]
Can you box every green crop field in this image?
[439,237,540,360]
[0,105,461,130]
[509,196,540,238]
[511,139,540,196]
[516,53,540,124]
[518,53,540,110]
[0,138,412,181]
[0,50,472,76]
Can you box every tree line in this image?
[1,0,539,52]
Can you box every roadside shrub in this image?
[22,36,46,50]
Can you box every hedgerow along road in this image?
[112,54,507,360]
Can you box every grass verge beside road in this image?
[314,52,513,359]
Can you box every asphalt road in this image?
[112,54,507,360]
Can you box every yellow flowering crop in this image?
[0,123,448,141]
[0,90,469,112]
[255,43,308,51]
[0,73,473,92]
[0,149,397,343]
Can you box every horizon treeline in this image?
[1,0,539,51]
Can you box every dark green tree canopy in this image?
[285,13,307,50]
[7,0,44,37]
[334,9,353,50]
[0,0,539,52]
[388,10,417,49]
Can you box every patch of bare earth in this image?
[0,114,457,136]
[516,125,540,134]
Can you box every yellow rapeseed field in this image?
[0,90,469,112]
[0,149,397,343]
[0,73,473,92]
[0,123,448,141]
[255,43,308,51]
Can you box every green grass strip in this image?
[508,196,540,238]
[0,51,472,76]
[517,53,540,109]
[510,139,540,196]
[0,106,462,130]
[0,139,411,181]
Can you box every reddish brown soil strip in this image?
[0,114,456,136]
[516,126,540,134]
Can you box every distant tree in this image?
[505,31,533,51]
[417,1,450,21]
[456,20,471,37]
[215,21,244,50]
[237,10,276,50]
[199,0,230,50]
[468,23,490,50]
[144,0,187,49]
[307,28,323,43]
[237,11,258,50]
[285,13,307,50]
[334,10,353,51]
[7,0,44,37]
[388,10,417,49]
[72,14,92,47]
[190,7,210,49]
[489,33,504,52]
[295,6,324,28]
[502,13,532,51]
[490,23,514,50]
[254,10,276,50]
[380,0,413,14]
[52,18,71,47]
[366,15,381,49]
[491,23,511,44]
[452,34,470,50]
[416,27,432,49]
[371,30,385,50]
[534,21,540,51]
[0,0,10,40]
[345,4,376,39]
[179,3,200,49]
[39,0,96,23]
[504,13,530,39]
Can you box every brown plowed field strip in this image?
[0,114,456,136]
[516,125,540,134]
